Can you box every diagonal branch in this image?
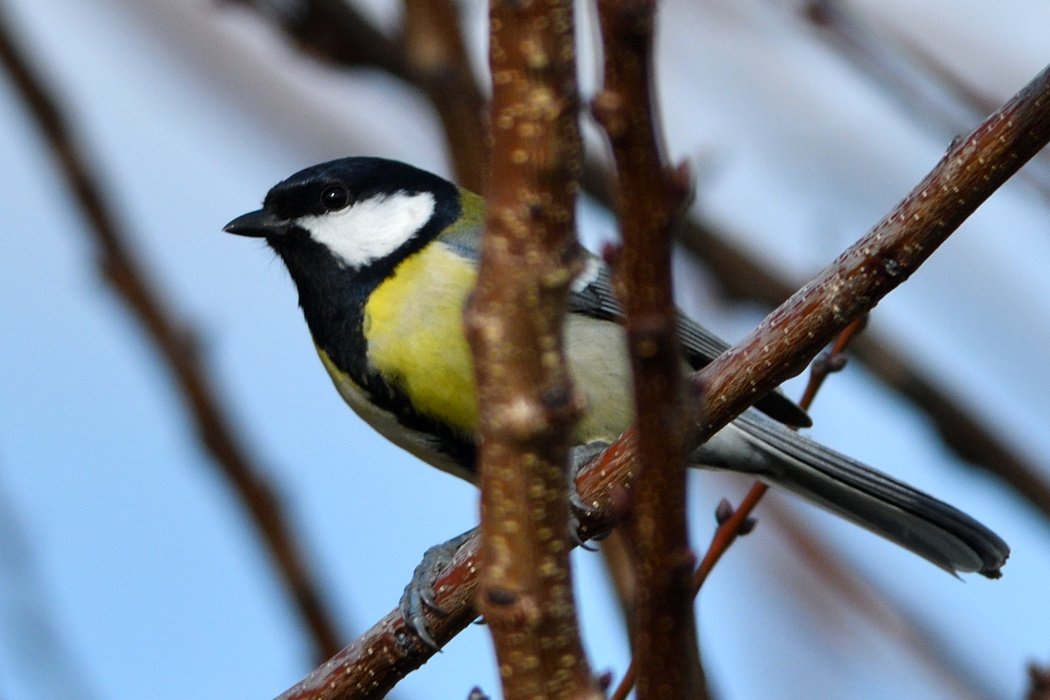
[0,2,344,662]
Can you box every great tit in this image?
[225,157,1007,634]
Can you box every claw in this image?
[399,528,477,649]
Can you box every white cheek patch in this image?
[298,191,436,268]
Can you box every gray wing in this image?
[694,410,1009,577]
[569,249,811,427]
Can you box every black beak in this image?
[223,209,289,238]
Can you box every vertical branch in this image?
[463,0,601,698]
[592,0,703,699]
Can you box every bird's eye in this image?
[320,184,350,212]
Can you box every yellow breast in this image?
[358,238,636,451]
[362,242,480,434]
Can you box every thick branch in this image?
[461,0,601,698]
[0,3,343,662]
[593,0,703,697]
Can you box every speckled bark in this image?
[463,0,602,698]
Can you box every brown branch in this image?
[234,0,1050,530]
[593,0,704,697]
[0,2,343,662]
[459,0,602,698]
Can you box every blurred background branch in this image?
[0,0,343,663]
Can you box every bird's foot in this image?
[399,527,477,649]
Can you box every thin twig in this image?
[0,2,343,662]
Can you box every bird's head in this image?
[224,157,463,287]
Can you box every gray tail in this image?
[694,411,1009,578]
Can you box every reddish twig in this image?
[0,3,343,662]
[796,315,868,409]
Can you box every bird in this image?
[225,156,1008,645]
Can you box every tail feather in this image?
[694,411,1009,578]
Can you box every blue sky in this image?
[0,0,1048,698]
